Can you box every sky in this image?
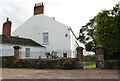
[0,0,120,37]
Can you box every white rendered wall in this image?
[0,43,46,59]
[20,46,46,59]
[69,29,79,58]
[13,15,71,56]
[1,43,14,56]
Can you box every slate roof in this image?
[0,35,45,47]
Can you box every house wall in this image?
[12,15,79,58]
[69,29,79,58]
[0,43,46,59]
[20,46,46,59]
[0,43,14,56]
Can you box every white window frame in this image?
[43,32,49,45]
[26,48,30,57]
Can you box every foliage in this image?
[78,3,120,59]
[63,58,72,65]
[83,55,96,68]
[77,17,96,52]
[95,4,120,59]
[63,60,72,65]
[84,54,95,62]
[46,51,59,60]
[63,58,73,70]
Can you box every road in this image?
[2,68,119,79]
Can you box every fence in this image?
[0,50,77,59]
[0,50,14,56]
[0,49,80,69]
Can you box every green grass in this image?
[84,62,96,68]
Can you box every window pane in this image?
[26,48,30,57]
[63,53,67,58]
[43,32,49,44]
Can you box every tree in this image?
[78,4,120,60]
[77,17,96,52]
[84,54,96,62]
[95,4,120,59]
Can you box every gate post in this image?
[96,45,104,68]
[76,47,84,68]
[13,46,21,64]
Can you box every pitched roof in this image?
[12,14,70,36]
[0,35,45,47]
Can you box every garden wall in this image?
[2,57,80,69]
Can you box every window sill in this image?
[42,43,49,45]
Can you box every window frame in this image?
[43,32,49,45]
[25,48,30,57]
[63,53,67,58]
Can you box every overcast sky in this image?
[0,0,120,37]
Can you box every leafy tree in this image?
[84,54,95,62]
[95,4,120,59]
[78,4,120,60]
[77,17,96,52]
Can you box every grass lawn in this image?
[84,62,96,68]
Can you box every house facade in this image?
[0,35,46,59]
[12,2,80,58]
[1,2,80,59]
[1,18,46,59]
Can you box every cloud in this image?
[0,0,33,33]
[0,0,119,35]
[46,0,63,7]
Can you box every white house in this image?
[0,35,46,59]
[12,2,80,58]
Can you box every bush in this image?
[62,58,73,70]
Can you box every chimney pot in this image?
[34,2,44,15]
[7,18,9,21]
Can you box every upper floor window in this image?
[43,32,49,45]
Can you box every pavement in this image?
[1,68,119,79]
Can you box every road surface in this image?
[2,68,119,79]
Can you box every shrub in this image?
[62,58,73,70]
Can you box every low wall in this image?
[1,56,14,67]
[2,58,79,69]
[104,60,119,69]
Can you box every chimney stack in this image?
[2,18,12,37]
[34,2,44,15]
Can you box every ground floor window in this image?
[63,53,67,58]
[26,48,30,57]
